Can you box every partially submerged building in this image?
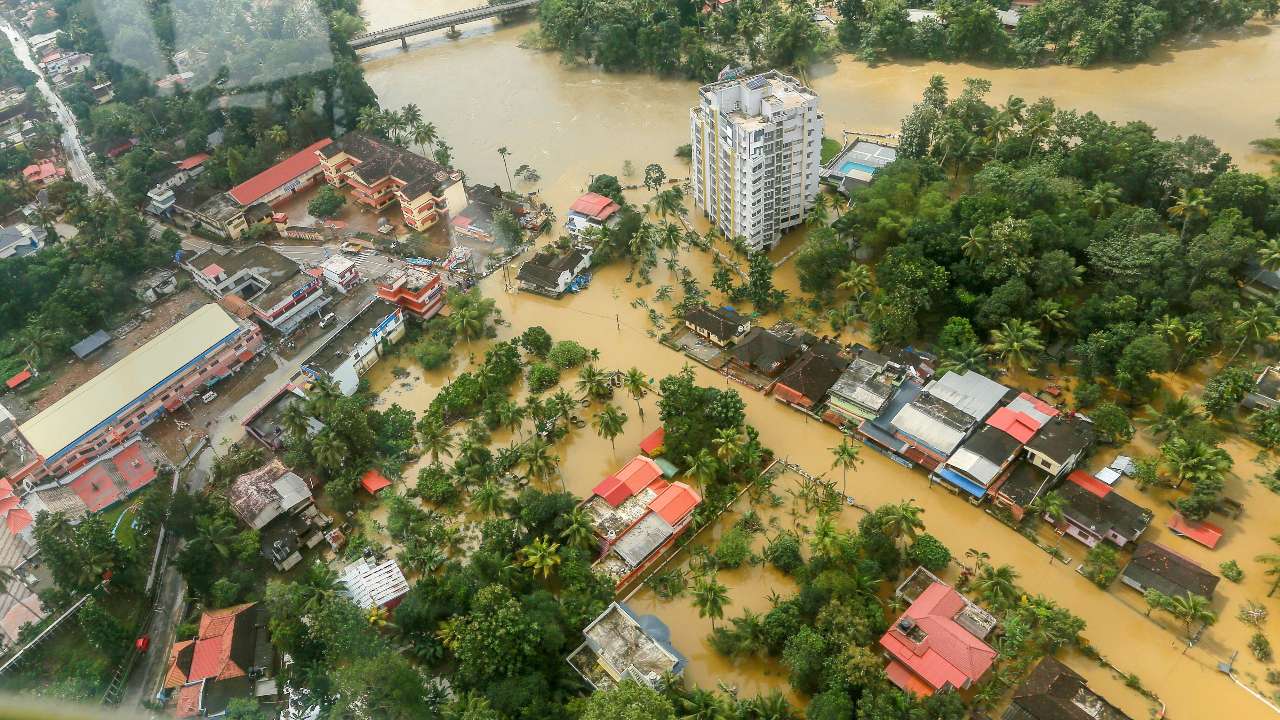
[1054,471,1152,548]
[300,300,406,395]
[375,267,445,321]
[771,340,850,409]
[823,348,913,427]
[1023,414,1094,481]
[1003,656,1132,720]
[583,456,701,590]
[1119,542,1220,600]
[934,392,1057,502]
[340,552,410,610]
[6,305,262,489]
[567,602,686,691]
[317,131,467,232]
[242,385,317,451]
[1243,365,1280,410]
[884,370,1013,470]
[724,327,802,379]
[227,461,326,571]
[880,568,997,697]
[820,139,898,195]
[164,603,275,719]
[564,192,622,239]
[516,245,593,298]
[182,245,330,334]
[682,304,750,347]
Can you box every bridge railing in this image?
[350,0,539,42]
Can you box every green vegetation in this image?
[820,137,842,165]
[1220,560,1245,583]
[307,185,347,219]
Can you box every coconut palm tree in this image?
[307,375,343,418]
[829,437,861,499]
[311,430,348,471]
[654,187,687,225]
[1168,187,1209,244]
[300,561,343,615]
[836,262,874,299]
[264,124,288,146]
[959,229,989,263]
[1228,301,1277,363]
[472,480,505,516]
[548,390,577,423]
[1141,394,1203,440]
[809,515,843,560]
[827,303,859,335]
[520,535,562,579]
[14,323,59,370]
[498,401,527,441]
[1033,298,1069,335]
[1029,490,1067,561]
[196,515,238,559]
[575,364,612,402]
[879,501,925,546]
[684,449,719,494]
[497,146,513,191]
[1143,588,1172,617]
[560,507,596,551]
[591,403,628,451]
[692,575,730,628]
[280,402,312,443]
[1259,237,1280,273]
[411,121,438,157]
[1257,534,1280,597]
[964,548,991,574]
[1160,437,1232,489]
[622,367,648,420]
[521,437,561,489]
[711,427,745,467]
[988,319,1045,372]
[1164,592,1217,641]
[973,563,1020,609]
[938,342,988,375]
[1083,181,1122,219]
[416,415,454,463]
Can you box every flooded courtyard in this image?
[353,5,1280,718]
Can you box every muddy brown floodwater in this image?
[357,6,1280,717]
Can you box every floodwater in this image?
[356,5,1280,716]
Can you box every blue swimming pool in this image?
[840,160,878,175]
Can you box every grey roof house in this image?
[1003,656,1132,720]
[1120,542,1220,600]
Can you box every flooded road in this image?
[356,5,1280,716]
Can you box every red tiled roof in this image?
[639,427,665,456]
[201,263,224,279]
[649,481,701,525]
[228,138,332,205]
[177,153,210,170]
[165,639,195,688]
[1066,470,1111,498]
[985,407,1040,444]
[5,508,31,536]
[22,161,63,183]
[5,369,31,389]
[113,441,157,492]
[569,192,621,221]
[1168,512,1223,549]
[174,681,204,718]
[885,658,937,697]
[188,603,256,682]
[591,456,664,506]
[69,464,123,512]
[451,215,471,227]
[879,582,996,695]
[361,469,391,494]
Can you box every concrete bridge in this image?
[349,0,540,50]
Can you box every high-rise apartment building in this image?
[690,71,823,251]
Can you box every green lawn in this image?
[820,136,842,165]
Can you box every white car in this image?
[201,391,217,403]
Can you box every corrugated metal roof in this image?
[925,371,1011,421]
[891,403,967,456]
[18,305,240,460]
[613,513,674,567]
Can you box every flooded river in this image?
[357,5,1280,717]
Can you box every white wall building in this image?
[690,71,823,251]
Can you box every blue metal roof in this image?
[70,329,112,359]
[935,466,988,499]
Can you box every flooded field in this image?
[355,5,1280,716]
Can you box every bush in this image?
[1082,545,1121,588]
[527,362,559,393]
[763,531,804,574]
[416,464,459,506]
[547,340,591,369]
[519,326,553,357]
[1073,382,1102,410]
[674,144,692,160]
[1220,560,1244,583]
[413,336,453,370]
[307,185,346,219]
[715,527,753,569]
[1250,632,1273,662]
[906,533,952,572]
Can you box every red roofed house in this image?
[184,139,332,240]
[176,153,210,171]
[638,427,665,457]
[1054,471,1153,548]
[1167,512,1224,549]
[376,267,445,321]
[361,469,392,495]
[22,161,65,186]
[165,602,273,718]
[591,456,665,507]
[880,571,997,697]
[565,192,622,239]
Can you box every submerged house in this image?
[1243,365,1280,411]
[515,245,593,297]
[340,552,410,610]
[567,602,686,691]
[884,371,1013,470]
[934,392,1058,502]
[227,461,326,571]
[823,348,911,427]
[1003,656,1132,720]
[771,340,850,409]
[1119,542,1220,600]
[1055,471,1152,548]
[582,456,701,590]
[1023,414,1094,480]
[564,192,622,239]
[683,305,750,347]
[880,568,997,697]
[724,327,802,379]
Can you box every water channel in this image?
[356,5,1280,717]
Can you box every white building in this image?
[340,553,410,610]
[690,71,823,251]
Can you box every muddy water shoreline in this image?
[357,6,1280,717]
